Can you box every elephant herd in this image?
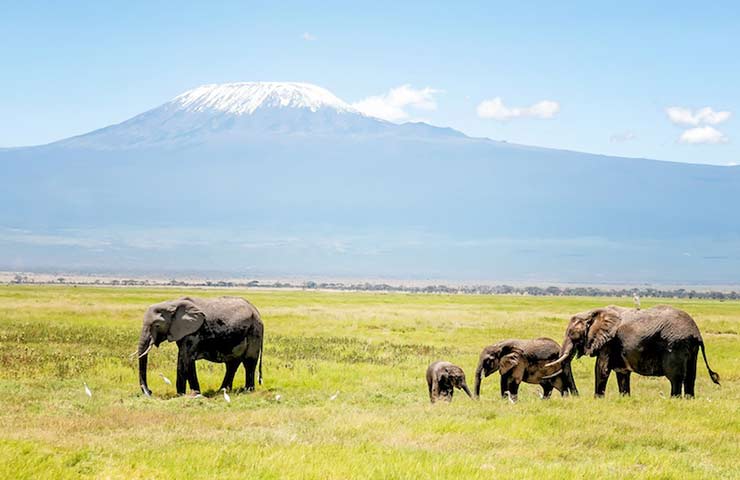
[135,296,720,402]
[428,304,720,402]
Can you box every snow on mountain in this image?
[54,81,463,149]
[172,82,358,115]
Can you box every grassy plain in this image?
[0,285,738,479]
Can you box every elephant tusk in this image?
[541,369,563,379]
[545,352,569,369]
[138,342,154,359]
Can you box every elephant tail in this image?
[700,341,720,385]
[258,332,264,385]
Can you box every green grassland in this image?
[0,286,738,479]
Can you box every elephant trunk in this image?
[138,328,154,397]
[461,382,473,399]
[545,336,575,369]
[473,362,484,398]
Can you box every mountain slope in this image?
[54,82,464,150]
[1,82,738,283]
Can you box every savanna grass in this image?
[0,286,738,479]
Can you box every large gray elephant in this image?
[546,305,720,397]
[426,361,473,403]
[137,296,264,397]
[474,338,578,402]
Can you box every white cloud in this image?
[352,85,442,122]
[476,97,560,120]
[302,32,317,41]
[679,126,728,144]
[610,131,636,143]
[666,106,731,126]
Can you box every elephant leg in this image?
[683,349,698,398]
[243,357,258,391]
[507,380,520,402]
[616,372,631,396]
[551,375,567,396]
[594,353,611,397]
[219,360,240,391]
[176,347,188,395]
[541,382,554,399]
[669,374,684,397]
[187,359,200,394]
[499,374,509,398]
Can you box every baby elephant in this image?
[474,338,578,402]
[426,361,473,403]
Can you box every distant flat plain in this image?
[1,286,738,478]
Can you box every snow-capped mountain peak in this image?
[55,81,464,149]
[172,82,357,115]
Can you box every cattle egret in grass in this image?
[275,394,282,402]
[505,391,515,404]
[222,388,231,403]
[84,382,92,397]
[633,293,641,310]
[159,373,172,385]
[329,391,340,401]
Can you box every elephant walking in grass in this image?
[546,305,720,397]
[474,338,578,402]
[426,361,473,403]
[137,296,264,397]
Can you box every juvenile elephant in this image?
[137,296,264,397]
[426,361,473,403]
[474,338,578,401]
[546,305,720,397]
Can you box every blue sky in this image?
[1,1,738,165]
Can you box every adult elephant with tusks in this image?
[136,296,264,397]
[474,338,578,402]
[546,305,720,398]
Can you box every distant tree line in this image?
[7,274,740,300]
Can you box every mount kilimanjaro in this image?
[1,82,738,284]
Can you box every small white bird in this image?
[222,388,231,403]
[329,391,340,401]
[159,373,172,385]
[275,394,282,402]
[633,293,641,310]
[84,382,92,397]
[504,391,515,404]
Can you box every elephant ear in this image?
[498,350,522,375]
[166,299,205,342]
[585,308,620,356]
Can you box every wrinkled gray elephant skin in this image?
[547,305,720,397]
[426,361,473,403]
[137,296,264,397]
[474,338,578,402]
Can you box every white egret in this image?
[275,394,282,402]
[159,373,172,385]
[504,391,515,404]
[222,388,231,403]
[84,382,92,397]
[329,391,340,401]
[633,293,641,310]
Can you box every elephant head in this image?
[441,364,473,399]
[546,307,621,371]
[137,298,205,396]
[474,342,526,397]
